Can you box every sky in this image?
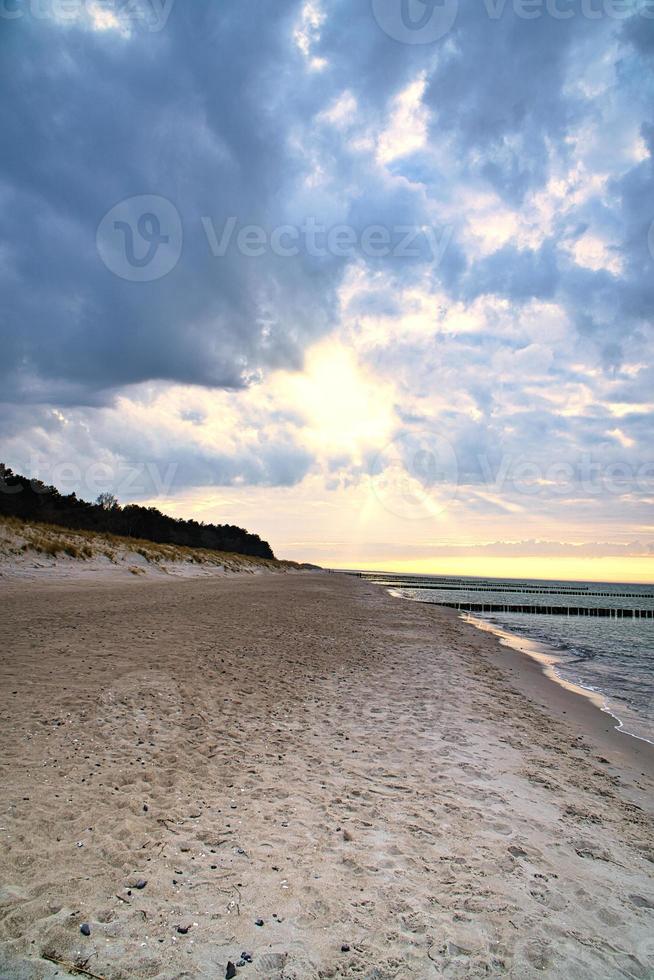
[1,0,653,582]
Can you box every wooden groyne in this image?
[360,574,593,592]
[369,582,652,600]
[437,602,654,618]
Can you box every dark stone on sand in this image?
[255,918,264,926]
[237,960,246,968]
[241,952,253,962]
[341,944,351,953]
[143,804,149,812]
[177,925,190,935]
[630,894,654,909]
[225,961,237,979]
[135,879,147,889]
[80,923,91,936]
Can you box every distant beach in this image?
[0,571,653,978]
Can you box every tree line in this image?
[0,465,275,559]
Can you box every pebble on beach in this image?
[225,962,237,979]
[80,923,91,937]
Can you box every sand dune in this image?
[0,516,310,582]
[0,573,652,978]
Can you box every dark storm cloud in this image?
[422,7,588,204]
[0,2,336,400]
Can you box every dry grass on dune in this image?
[0,514,307,574]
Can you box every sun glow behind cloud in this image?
[272,341,395,457]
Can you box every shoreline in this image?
[1,572,653,978]
[386,585,654,781]
[452,604,654,785]
[462,613,654,749]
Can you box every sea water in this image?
[363,573,654,743]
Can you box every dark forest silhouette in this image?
[0,465,274,559]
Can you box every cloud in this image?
[0,3,339,401]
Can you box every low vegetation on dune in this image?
[0,515,312,575]
[0,465,275,559]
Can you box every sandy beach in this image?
[0,571,653,979]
